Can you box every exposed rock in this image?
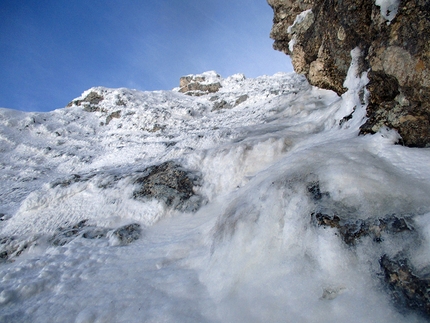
[67,91,104,109]
[50,219,89,246]
[133,161,204,212]
[234,94,249,106]
[0,236,32,263]
[313,212,412,245]
[380,255,430,318]
[82,227,110,240]
[267,0,430,147]
[111,223,141,245]
[212,100,232,111]
[51,173,96,188]
[179,73,222,96]
[105,110,121,125]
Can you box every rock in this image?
[50,219,89,246]
[0,236,35,263]
[179,73,222,96]
[380,255,430,318]
[267,0,430,147]
[133,161,204,212]
[105,110,121,125]
[234,94,249,106]
[67,91,104,109]
[111,223,141,245]
[212,100,232,111]
[49,220,112,246]
[51,173,96,188]
[82,228,110,239]
[313,212,412,245]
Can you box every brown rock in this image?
[267,0,430,147]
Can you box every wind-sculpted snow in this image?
[1,70,430,322]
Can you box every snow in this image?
[287,9,313,34]
[375,0,400,22]
[287,9,313,52]
[1,64,430,322]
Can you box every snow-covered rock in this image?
[1,71,430,322]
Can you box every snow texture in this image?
[0,60,430,322]
[375,0,400,22]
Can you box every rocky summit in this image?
[268,0,430,147]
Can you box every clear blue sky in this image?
[0,0,292,112]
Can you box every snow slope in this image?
[1,65,430,322]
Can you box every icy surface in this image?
[0,69,430,322]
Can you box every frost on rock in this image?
[1,71,430,322]
[133,161,204,212]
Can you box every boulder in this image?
[133,161,204,212]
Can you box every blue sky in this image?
[0,0,292,112]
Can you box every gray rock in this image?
[212,100,232,111]
[133,161,204,212]
[112,223,141,245]
[50,219,89,246]
[234,95,248,106]
[380,255,430,318]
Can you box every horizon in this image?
[0,0,292,112]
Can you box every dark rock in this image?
[83,106,101,113]
[313,213,412,245]
[50,220,89,246]
[380,255,430,318]
[307,181,329,201]
[212,100,232,111]
[0,236,31,262]
[112,223,141,245]
[267,0,430,147]
[51,173,96,188]
[133,161,204,212]
[82,228,109,239]
[67,91,104,108]
[234,95,249,106]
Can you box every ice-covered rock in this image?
[0,70,430,322]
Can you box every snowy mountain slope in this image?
[1,69,430,322]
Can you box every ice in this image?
[0,67,430,322]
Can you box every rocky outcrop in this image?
[268,0,430,147]
[67,91,104,111]
[133,161,204,212]
[179,72,222,96]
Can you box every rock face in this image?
[268,0,430,147]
